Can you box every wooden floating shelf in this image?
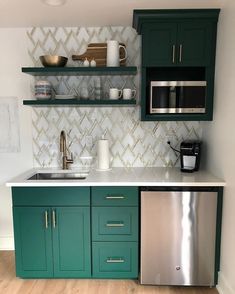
[21,66,137,76]
[23,99,137,106]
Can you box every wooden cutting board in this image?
[72,43,126,66]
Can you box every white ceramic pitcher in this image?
[106,40,127,67]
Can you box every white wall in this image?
[202,1,235,293]
[0,0,222,27]
[0,28,33,249]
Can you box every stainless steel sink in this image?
[27,172,88,180]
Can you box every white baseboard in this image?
[0,236,14,250]
[217,272,235,294]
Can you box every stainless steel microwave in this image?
[150,81,207,114]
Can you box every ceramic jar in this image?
[35,80,52,99]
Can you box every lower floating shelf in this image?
[23,99,137,106]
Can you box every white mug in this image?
[109,88,122,99]
[106,40,127,67]
[80,87,89,99]
[123,88,136,100]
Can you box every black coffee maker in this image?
[180,140,201,172]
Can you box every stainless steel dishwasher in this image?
[140,187,218,286]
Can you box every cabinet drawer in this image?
[92,207,138,241]
[91,187,138,206]
[92,242,138,278]
[12,187,90,206]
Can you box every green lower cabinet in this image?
[12,186,139,279]
[52,207,91,278]
[13,206,91,278]
[92,242,138,278]
[13,207,53,278]
[91,186,139,278]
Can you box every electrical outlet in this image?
[86,136,93,147]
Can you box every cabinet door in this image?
[13,207,53,278]
[52,207,91,278]
[92,186,138,206]
[92,207,138,241]
[92,242,138,278]
[177,21,214,66]
[142,22,177,66]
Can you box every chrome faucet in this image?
[60,130,73,169]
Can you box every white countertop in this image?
[6,167,225,187]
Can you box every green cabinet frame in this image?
[91,186,139,278]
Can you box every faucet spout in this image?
[60,130,67,155]
[59,130,73,169]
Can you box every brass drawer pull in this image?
[52,210,56,228]
[172,44,176,63]
[44,211,49,229]
[106,195,125,199]
[106,258,125,263]
[179,44,183,63]
[106,222,124,227]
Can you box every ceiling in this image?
[0,0,222,27]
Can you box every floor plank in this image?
[0,251,218,294]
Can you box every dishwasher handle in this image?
[140,186,218,192]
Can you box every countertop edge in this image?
[5,167,226,187]
[7,182,225,187]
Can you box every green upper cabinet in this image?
[142,22,177,66]
[12,187,91,279]
[133,9,220,121]
[133,9,220,66]
[142,20,216,67]
[177,21,214,66]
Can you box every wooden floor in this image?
[0,251,218,294]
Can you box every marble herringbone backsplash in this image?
[28,27,202,168]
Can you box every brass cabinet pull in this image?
[106,195,125,199]
[172,45,176,63]
[106,222,124,227]
[52,210,56,228]
[179,44,183,63]
[106,258,125,263]
[45,211,48,229]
